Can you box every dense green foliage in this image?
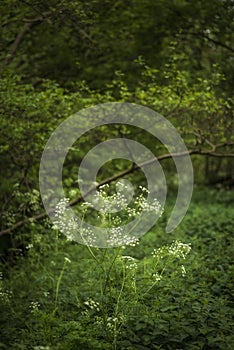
[0,0,233,349]
[0,0,233,229]
[0,64,233,236]
[0,189,233,349]
[1,0,234,91]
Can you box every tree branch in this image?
[0,147,234,237]
[2,22,31,68]
[181,30,234,54]
[201,33,234,54]
[1,12,51,69]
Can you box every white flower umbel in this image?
[152,241,191,259]
[91,183,129,213]
[54,185,163,247]
[167,241,191,259]
[84,298,100,311]
[29,301,40,314]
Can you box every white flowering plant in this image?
[0,183,192,350]
[51,184,191,349]
[54,182,163,247]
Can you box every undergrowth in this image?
[0,188,233,349]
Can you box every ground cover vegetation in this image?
[0,189,233,349]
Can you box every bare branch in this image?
[0,147,234,237]
[202,33,234,54]
[1,12,51,69]
[23,12,52,23]
[182,30,234,54]
[2,22,32,68]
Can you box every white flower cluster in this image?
[151,241,191,277]
[106,314,126,330]
[53,197,71,232]
[54,197,70,215]
[126,262,138,270]
[181,264,187,277]
[152,272,162,281]
[84,298,100,311]
[54,197,142,247]
[121,187,163,219]
[152,246,163,258]
[29,301,40,314]
[152,241,191,260]
[168,241,191,259]
[86,183,162,218]
[133,189,162,215]
[0,288,12,302]
[106,228,139,247]
[90,184,129,213]
[141,197,162,213]
[54,198,97,244]
[53,183,163,247]
[26,243,34,250]
[106,316,118,329]
[122,255,138,270]
[0,272,12,303]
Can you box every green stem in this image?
[54,261,66,308]
[103,247,121,294]
[85,244,101,265]
[113,260,126,349]
[140,256,171,299]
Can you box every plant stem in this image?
[54,260,66,308]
